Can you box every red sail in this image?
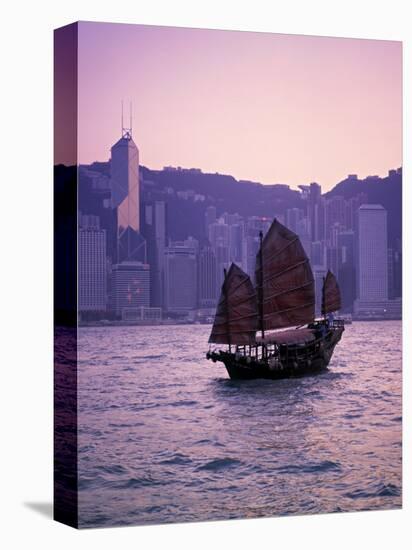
[208,263,258,345]
[321,270,341,315]
[255,219,315,331]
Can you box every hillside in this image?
[70,163,402,245]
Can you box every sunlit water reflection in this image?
[77,321,401,527]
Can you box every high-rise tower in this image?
[142,200,167,308]
[110,107,145,264]
[78,214,107,314]
[357,204,388,302]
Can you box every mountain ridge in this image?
[69,162,402,245]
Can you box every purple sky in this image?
[77,22,402,191]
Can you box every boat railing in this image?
[236,319,346,362]
[234,337,324,362]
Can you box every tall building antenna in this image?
[120,99,133,139]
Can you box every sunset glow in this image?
[76,22,402,191]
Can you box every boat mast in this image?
[223,268,232,352]
[322,275,326,320]
[258,230,265,341]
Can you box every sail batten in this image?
[262,300,316,317]
[264,281,315,301]
[262,259,311,283]
[255,219,315,331]
[263,237,299,265]
[212,313,259,327]
[208,263,258,345]
[322,270,341,315]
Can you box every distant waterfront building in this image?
[142,200,167,308]
[164,240,198,313]
[229,223,244,263]
[111,262,150,316]
[163,166,202,174]
[311,241,325,268]
[357,204,388,302]
[209,219,230,286]
[313,267,327,316]
[246,216,271,235]
[215,245,230,288]
[222,212,242,226]
[337,230,356,312]
[345,193,368,232]
[110,126,146,263]
[298,184,310,200]
[208,218,229,248]
[295,217,311,260]
[121,306,162,322]
[240,235,258,279]
[394,244,402,299]
[388,248,395,300]
[326,245,340,277]
[325,196,346,241]
[78,215,107,312]
[198,244,218,307]
[307,182,324,242]
[242,217,272,279]
[286,208,303,234]
[387,238,402,300]
[204,205,217,239]
[354,298,401,319]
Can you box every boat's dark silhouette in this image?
[206,219,344,379]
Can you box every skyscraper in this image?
[198,244,218,308]
[325,196,346,241]
[345,193,368,232]
[78,215,107,313]
[313,267,327,316]
[326,245,340,282]
[357,204,388,302]
[204,205,217,239]
[242,234,260,279]
[164,240,198,313]
[209,219,230,287]
[337,230,356,311]
[229,223,244,263]
[311,240,325,268]
[392,240,402,299]
[110,126,145,263]
[295,217,311,260]
[111,261,150,316]
[142,200,167,308]
[208,219,229,249]
[286,207,303,234]
[307,182,324,242]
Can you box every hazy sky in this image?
[77,22,402,191]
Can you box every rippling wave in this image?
[77,321,402,527]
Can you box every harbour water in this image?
[77,321,402,528]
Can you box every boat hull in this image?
[207,326,344,380]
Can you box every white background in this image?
[0,0,410,548]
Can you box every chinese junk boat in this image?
[206,219,344,380]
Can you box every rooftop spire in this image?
[121,100,133,139]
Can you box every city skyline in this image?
[71,22,402,192]
[68,22,402,323]
[75,120,402,321]
[53,22,403,530]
